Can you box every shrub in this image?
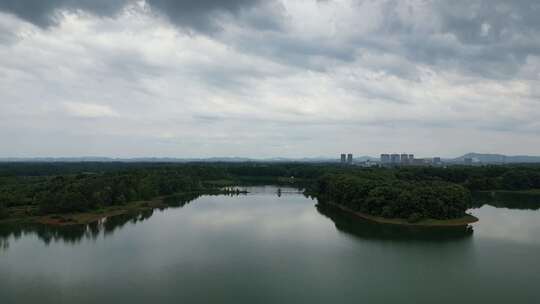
[0,203,7,219]
[407,212,423,223]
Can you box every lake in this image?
[1,186,540,303]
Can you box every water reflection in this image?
[0,192,209,252]
[161,192,204,208]
[11,188,535,253]
[0,209,154,251]
[316,203,474,242]
[472,191,540,210]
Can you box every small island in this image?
[312,174,478,226]
[321,202,478,227]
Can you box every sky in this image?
[0,0,539,158]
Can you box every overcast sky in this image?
[1,0,539,158]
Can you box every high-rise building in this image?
[380,154,390,164]
[340,154,346,164]
[433,157,442,165]
[391,154,400,164]
[401,154,409,164]
[347,154,353,164]
[408,154,414,161]
[412,158,426,166]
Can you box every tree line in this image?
[314,173,471,222]
[395,166,540,191]
[0,165,229,215]
[1,162,540,219]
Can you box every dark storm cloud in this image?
[435,0,540,44]
[0,0,272,32]
[4,0,537,79]
[0,0,270,32]
[145,0,270,32]
[306,0,540,80]
[429,0,540,78]
[0,0,127,27]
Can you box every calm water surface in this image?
[1,186,540,303]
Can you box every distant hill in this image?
[0,157,120,162]
[0,156,342,163]
[3,154,537,164]
[454,153,540,164]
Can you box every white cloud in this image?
[63,102,118,118]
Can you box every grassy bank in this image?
[0,189,246,226]
[0,197,170,226]
[326,202,478,227]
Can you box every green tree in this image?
[0,202,7,219]
[501,170,532,190]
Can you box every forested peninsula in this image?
[1,162,540,226]
[313,174,476,225]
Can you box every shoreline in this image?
[325,202,479,227]
[0,189,248,227]
[0,197,169,227]
[476,189,540,196]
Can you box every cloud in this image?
[0,0,276,33]
[0,0,539,157]
[63,102,118,118]
[2,0,539,78]
[0,0,128,27]
[145,0,279,33]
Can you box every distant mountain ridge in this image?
[0,156,341,163]
[453,153,540,164]
[1,154,538,164]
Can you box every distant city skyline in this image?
[2,152,540,164]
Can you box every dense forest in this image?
[0,164,228,215]
[395,165,540,191]
[1,162,540,221]
[314,174,471,221]
[310,165,540,221]
[0,162,318,217]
